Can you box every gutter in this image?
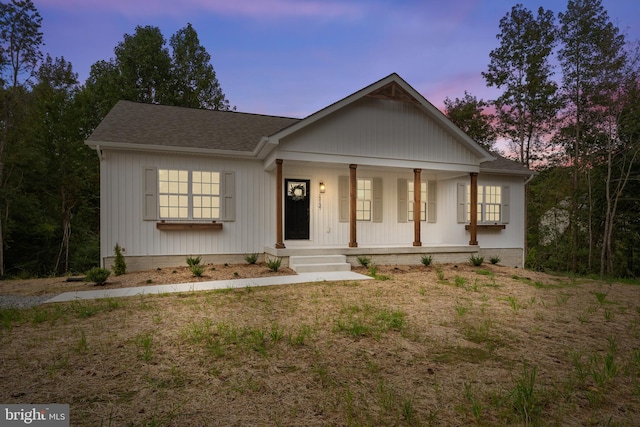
[95,144,105,161]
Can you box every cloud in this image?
[38,0,365,20]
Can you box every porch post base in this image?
[275,242,286,249]
[469,240,478,246]
[349,242,358,248]
[413,242,422,247]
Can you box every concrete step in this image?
[289,255,351,273]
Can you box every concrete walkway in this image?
[44,271,372,304]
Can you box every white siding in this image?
[279,97,479,167]
[101,152,527,265]
[100,150,275,262]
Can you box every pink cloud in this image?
[38,0,364,20]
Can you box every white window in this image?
[466,185,501,223]
[158,169,220,220]
[192,171,220,219]
[408,181,428,221]
[356,178,372,221]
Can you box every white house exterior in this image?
[86,74,533,271]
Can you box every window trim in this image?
[143,167,235,222]
[457,183,510,225]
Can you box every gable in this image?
[276,95,482,168]
[265,74,495,171]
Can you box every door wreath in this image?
[288,183,306,201]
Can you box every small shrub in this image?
[190,265,205,277]
[469,255,484,266]
[186,256,202,267]
[244,253,259,265]
[266,257,281,272]
[112,243,127,276]
[489,255,501,265]
[421,255,433,267]
[85,267,111,286]
[357,256,372,268]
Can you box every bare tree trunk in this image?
[54,187,74,274]
[600,147,638,277]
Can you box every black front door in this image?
[284,179,310,240]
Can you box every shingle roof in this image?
[481,152,533,175]
[87,100,301,152]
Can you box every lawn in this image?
[1,263,639,426]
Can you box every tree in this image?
[0,0,42,276]
[557,0,629,274]
[82,24,231,119]
[114,25,172,105]
[0,0,42,87]
[443,91,496,150]
[483,4,561,168]
[31,55,95,274]
[168,23,230,110]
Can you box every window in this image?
[158,169,220,220]
[466,185,501,223]
[356,178,372,221]
[192,171,220,219]
[408,181,428,221]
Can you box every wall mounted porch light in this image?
[319,181,325,208]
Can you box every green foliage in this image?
[112,243,127,276]
[510,362,542,424]
[483,4,559,168]
[266,257,281,272]
[420,255,433,267]
[85,267,111,285]
[356,256,371,268]
[469,255,484,266]
[186,256,202,267]
[244,253,258,265]
[489,256,501,265]
[190,265,205,277]
[443,91,496,150]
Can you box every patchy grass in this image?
[1,263,639,425]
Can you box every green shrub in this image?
[420,255,433,267]
[190,265,205,277]
[244,253,259,265]
[469,255,484,267]
[112,243,127,276]
[85,267,111,286]
[489,255,501,265]
[266,257,281,272]
[186,256,202,267]
[356,256,372,268]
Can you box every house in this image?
[86,73,534,272]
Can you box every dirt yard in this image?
[1,263,639,426]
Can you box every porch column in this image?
[413,168,422,246]
[275,159,285,248]
[469,172,478,246]
[349,164,358,248]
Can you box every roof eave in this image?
[85,139,260,159]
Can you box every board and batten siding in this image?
[279,165,525,248]
[278,97,479,167]
[100,150,275,263]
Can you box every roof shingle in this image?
[88,101,301,152]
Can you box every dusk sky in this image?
[37,0,639,118]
